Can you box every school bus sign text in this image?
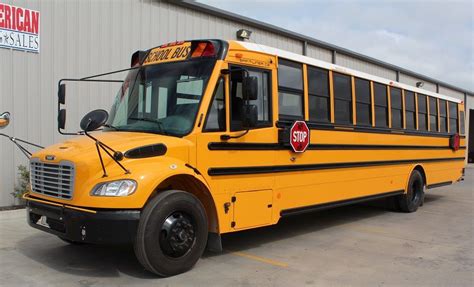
[0,3,40,52]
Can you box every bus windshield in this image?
[106,59,216,136]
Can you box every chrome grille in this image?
[30,159,75,200]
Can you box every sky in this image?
[198,0,473,92]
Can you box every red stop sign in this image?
[290,121,310,153]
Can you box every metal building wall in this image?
[0,0,472,206]
[0,0,349,206]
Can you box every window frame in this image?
[332,72,353,125]
[460,110,465,135]
[278,59,305,120]
[373,82,389,128]
[307,65,331,123]
[390,87,403,130]
[354,77,372,126]
[229,64,273,132]
[404,90,416,130]
[428,96,438,132]
[448,101,458,134]
[203,77,227,132]
[439,99,448,133]
[417,94,428,131]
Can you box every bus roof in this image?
[232,41,462,104]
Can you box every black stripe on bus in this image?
[427,181,453,189]
[276,120,466,139]
[280,190,404,217]
[207,157,465,176]
[208,142,466,151]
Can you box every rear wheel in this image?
[398,170,425,212]
[134,190,208,277]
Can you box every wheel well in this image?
[150,175,219,233]
[413,165,427,185]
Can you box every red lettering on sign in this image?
[0,4,40,34]
[4,4,11,29]
[31,11,39,34]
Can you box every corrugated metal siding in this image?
[438,86,465,101]
[399,73,437,93]
[0,0,471,206]
[306,44,332,63]
[336,53,397,81]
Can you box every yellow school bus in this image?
[23,40,466,276]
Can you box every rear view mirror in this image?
[242,76,258,101]
[242,105,258,128]
[80,109,109,132]
[58,109,66,130]
[0,112,10,129]
[58,83,66,104]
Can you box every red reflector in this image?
[450,134,460,151]
[191,42,216,58]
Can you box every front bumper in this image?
[26,197,140,244]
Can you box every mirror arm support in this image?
[84,131,130,176]
[0,133,44,159]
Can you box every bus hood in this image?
[28,131,194,208]
[31,131,192,176]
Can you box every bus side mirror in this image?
[58,83,66,104]
[0,112,11,129]
[80,109,109,132]
[242,104,258,128]
[243,76,258,101]
[58,109,66,130]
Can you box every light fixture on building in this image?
[237,29,252,40]
[416,81,424,88]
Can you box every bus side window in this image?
[333,72,352,124]
[374,83,388,128]
[390,87,403,129]
[428,97,438,132]
[439,99,447,132]
[405,91,416,130]
[278,60,304,120]
[204,78,226,132]
[230,68,271,131]
[460,111,465,135]
[355,78,371,126]
[448,102,458,133]
[308,66,330,123]
[417,94,427,131]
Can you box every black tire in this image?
[398,170,425,212]
[134,190,208,277]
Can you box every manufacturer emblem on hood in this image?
[45,155,55,161]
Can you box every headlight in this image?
[91,180,137,196]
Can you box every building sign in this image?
[0,3,40,52]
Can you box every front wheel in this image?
[398,170,425,212]
[134,190,208,277]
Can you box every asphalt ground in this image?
[0,167,473,286]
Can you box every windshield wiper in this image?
[128,117,168,135]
